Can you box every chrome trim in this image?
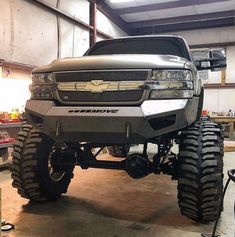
[57,80,145,92]
[54,69,152,73]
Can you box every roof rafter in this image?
[115,0,230,15]
[131,10,235,28]
[135,17,235,34]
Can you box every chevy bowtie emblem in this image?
[84,80,110,93]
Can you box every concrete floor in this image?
[0,150,235,237]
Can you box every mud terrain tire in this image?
[11,124,74,201]
[178,121,223,222]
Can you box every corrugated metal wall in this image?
[0,0,127,66]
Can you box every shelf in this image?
[0,122,22,128]
[0,159,10,169]
[204,83,235,89]
[0,143,14,149]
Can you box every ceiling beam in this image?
[131,10,235,28]
[30,0,93,30]
[135,17,235,35]
[28,0,112,41]
[95,0,133,35]
[115,0,230,15]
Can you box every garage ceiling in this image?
[96,0,235,35]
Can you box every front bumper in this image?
[25,98,199,144]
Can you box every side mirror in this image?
[209,49,226,71]
[195,48,226,71]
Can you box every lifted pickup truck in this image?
[11,35,226,222]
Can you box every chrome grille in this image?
[55,70,149,103]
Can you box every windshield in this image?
[87,37,190,60]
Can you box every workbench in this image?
[211,116,235,139]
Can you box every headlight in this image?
[147,70,193,99]
[152,70,192,81]
[30,73,55,100]
[32,73,54,84]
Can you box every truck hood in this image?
[33,54,193,73]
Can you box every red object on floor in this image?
[202,110,208,116]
